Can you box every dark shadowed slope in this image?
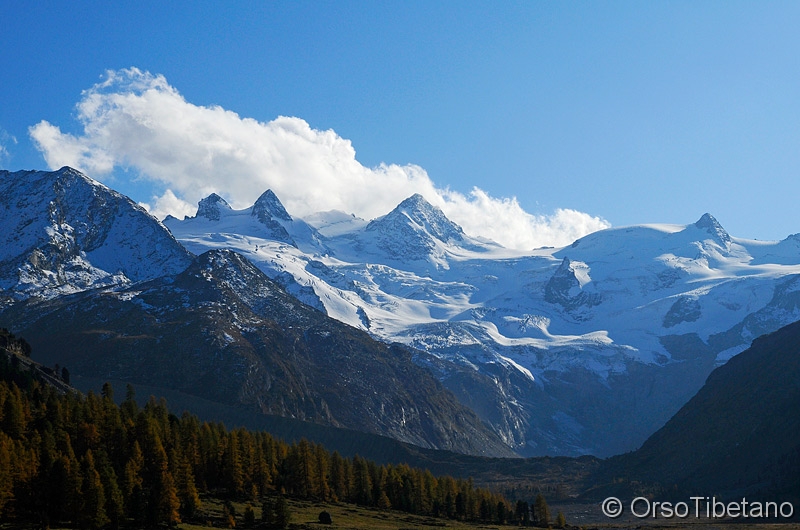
[598,318,800,500]
[2,249,515,457]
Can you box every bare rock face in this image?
[250,189,295,243]
[196,193,232,221]
[544,257,602,314]
[606,318,800,500]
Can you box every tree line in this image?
[0,347,555,528]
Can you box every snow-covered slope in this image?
[166,190,800,456]
[0,167,192,303]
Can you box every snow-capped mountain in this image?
[0,167,192,304]
[4,167,799,458]
[0,168,512,457]
[167,190,800,456]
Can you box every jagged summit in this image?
[252,189,292,223]
[693,212,731,244]
[196,193,232,221]
[368,193,465,243]
[357,194,473,263]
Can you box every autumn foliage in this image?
[0,349,513,527]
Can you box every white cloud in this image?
[0,128,18,162]
[439,188,609,249]
[138,189,196,221]
[29,68,609,249]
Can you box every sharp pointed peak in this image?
[252,189,292,222]
[693,213,730,243]
[196,193,232,221]
[695,212,720,228]
[399,193,431,207]
[368,193,466,244]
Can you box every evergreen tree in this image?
[328,451,349,502]
[96,450,125,529]
[479,498,492,522]
[123,441,144,521]
[175,452,202,519]
[0,351,517,527]
[352,455,372,505]
[556,510,567,528]
[533,493,551,528]
[79,450,110,530]
[0,433,14,516]
[2,384,25,439]
[515,499,530,526]
[223,430,245,495]
[496,500,507,524]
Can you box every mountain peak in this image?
[0,167,192,298]
[252,189,292,223]
[399,193,431,209]
[196,193,231,221]
[375,193,465,243]
[694,213,730,244]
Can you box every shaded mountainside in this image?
[594,319,800,501]
[2,249,513,457]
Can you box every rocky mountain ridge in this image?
[0,167,511,457]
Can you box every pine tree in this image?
[0,433,15,516]
[314,443,331,500]
[496,500,507,524]
[328,451,348,502]
[352,455,372,506]
[2,384,25,439]
[479,498,492,522]
[175,452,202,519]
[96,450,125,529]
[79,450,110,530]
[533,493,551,528]
[556,510,567,528]
[243,504,256,527]
[123,441,144,520]
[223,430,245,495]
[515,499,530,526]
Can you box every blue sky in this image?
[2,2,800,246]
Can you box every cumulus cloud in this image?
[29,68,609,248]
[138,189,195,221]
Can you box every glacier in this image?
[165,189,800,456]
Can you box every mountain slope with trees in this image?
[0,347,518,528]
